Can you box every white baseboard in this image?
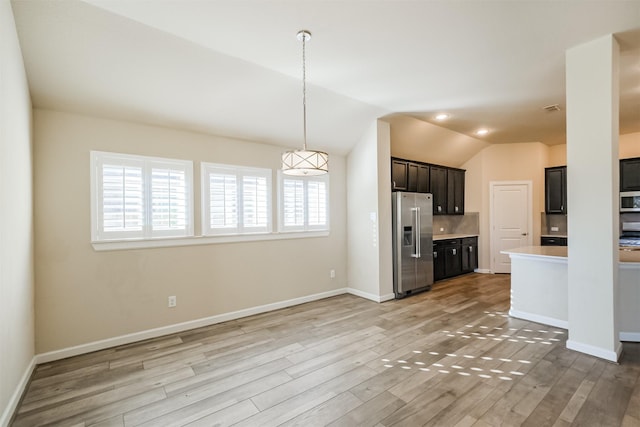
[620,332,640,342]
[35,288,349,364]
[346,287,394,303]
[566,339,622,362]
[1,356,36,427]
[474,269,492,274]
[508,309,568,330]
[379,293,396,302]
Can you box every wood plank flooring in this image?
[11,273,640,426]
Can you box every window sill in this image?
[91,230,330,251]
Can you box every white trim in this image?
[474,269,492,274]
[92,230,330,251]
[379,293,396,302]
[346,287,395,303]
[35,288,348,364]
[566,339,622,362]
[0,356,36,427]
[489,181,533,274]
[620,332,640,342]
[508,309,568,329]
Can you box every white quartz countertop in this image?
[502,245,640,264]
[502,246,567,260]
[433,234,479,241]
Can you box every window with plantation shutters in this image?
[278,172,329,232]
[91,151,194,242]
[202,163,271,235]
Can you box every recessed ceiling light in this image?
[476,129,489,136]
[435,113,449,121]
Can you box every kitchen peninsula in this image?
[503,246,640,342]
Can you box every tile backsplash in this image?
[433,212,479,236]
[541,212,640,237]
[541,213,567,236]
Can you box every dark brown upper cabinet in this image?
[391,159,408,191]
[621,157,640,192]
[545,166,567,214]
[447,168,465,215]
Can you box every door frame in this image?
[489,180,533,273]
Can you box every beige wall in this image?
[0,0,35,424]
[619,132,640,158]
[462,143,549,271]
[376,121,394,298]
[546,131,640,166]
[346,120,394,300]
[389,115,490,168]
[33,109,347,354]
[347,122,382,297]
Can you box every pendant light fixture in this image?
[282,30,329,176]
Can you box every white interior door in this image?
[490,182,532,273]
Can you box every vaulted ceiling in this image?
[11,0,640,156]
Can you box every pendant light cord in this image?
[302,32,308,151]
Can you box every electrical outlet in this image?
[440,228,444,232]
[168,296,177,308]
[551,226,559,232]
[330,269,336,279]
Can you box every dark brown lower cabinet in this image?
[461,237,478,273]
[434,236,478,281]
[433,243,446,281]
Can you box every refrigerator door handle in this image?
[416,207,421,258]
[411,207,419,258]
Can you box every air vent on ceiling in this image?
[543,104,561,112]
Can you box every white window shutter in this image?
[202,163,272,236]
[278,173,329,232]
[91,151,193,241]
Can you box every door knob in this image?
[521,233,528,236]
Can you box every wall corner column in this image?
[565,34,620,361]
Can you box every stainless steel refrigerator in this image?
[392,192,434,298]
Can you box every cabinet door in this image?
[430,166,447,214]
[407,163,419,192]
[417,165,430,193]
[392,160,408,191]
[621,158,640,191]
[433,243,446,281]
[447,169,465,214]
[461,237,478,273]
[545,166,566,214]
[444,242,462,278]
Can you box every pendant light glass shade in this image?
[282,30,328,176]
[282,149,329,176]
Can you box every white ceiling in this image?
[11,0,640,156]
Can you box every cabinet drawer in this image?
[541,236,567,246]
[435,239,460,246]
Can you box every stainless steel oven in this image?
[621,222,640,247]
[620,192,640,212]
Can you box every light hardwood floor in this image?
[11,273,640,426]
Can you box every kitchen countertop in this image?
[433,233,479,241]
[503,245,640,264]
[541,234,568,238]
